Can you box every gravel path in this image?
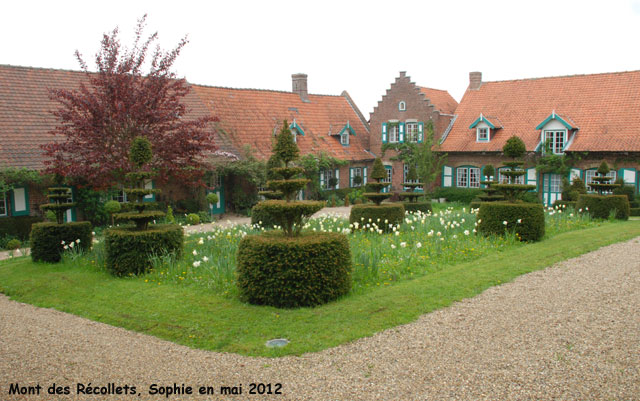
[1,237,639,400]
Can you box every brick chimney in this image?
[292,73,309,102]
[469,71,482,90]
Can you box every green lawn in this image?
[1,220,638,357]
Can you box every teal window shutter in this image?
[10,186,29,216]
[349,168,354,187]
[399,122,405,143]
[320,170,325,189]
[363,167,368,185]
[442,165,453,187]
[143,179,155,202]
[382,123,388,143]
[418,122,424,143]
[334,168,340,189]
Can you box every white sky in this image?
[3,0,640,118]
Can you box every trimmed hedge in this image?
[250,202,279,229]
[105,224,183,276]
[477,202,545,242]
[0,215,43,241]
[576,194,629,220]
[30,222,93,263]
[429,187,483,203]
[631,208,640,216]
[349,203,405,231]
[236,231,352,308]
[402,201,432,214]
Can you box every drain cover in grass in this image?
[265,338,289,348]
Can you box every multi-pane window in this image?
[209,173,223,189]
[388,124,399,143]
[384,167,392,183]
[350,167,363,187]
[112,188,127,203]
[340,132,349,145]
[585,169,616,191]
[321,169,334,190]
[457,167,481,188]
[398,101,406,111]
[498,168,525,184]
[544,130,565,154]
[0,192,6,216]
[550,174,561,193]
[406,123,419,143]
[403,164,420,190]
[477,127,489,142]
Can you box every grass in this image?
[0,209,638,357]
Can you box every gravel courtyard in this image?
[1,237,638,400]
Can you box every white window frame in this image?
[384,167,392,183]
[112,188,127,203]
[350,167,363,187]
[457,167,481,188]
[498,167,525,184]
[340,132,349,145]
[476,127,489,142]
[398,101,406,111]
[388,124,399,143]
[544,130,566,155]
[292,130,297,143]
[321,169,334,190]
[0,192,6,216]
[406,123,419,143]
[469,168,480,188]
[550,174,562,193]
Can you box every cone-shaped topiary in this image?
[113,137,165,230]
[492,136,536,202]
[39,174,76,225]
[588,161,620,194]
[398,165,423,203]
[477,164,503,202]
[363,158,392,205]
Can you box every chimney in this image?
[292,73,309,102]
[469,71,482,90]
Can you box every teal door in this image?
[63,186,77,222]
[207,174,225,215]
[542,173,562,206]
[382,166,392,193]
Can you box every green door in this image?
[207,174,225,215]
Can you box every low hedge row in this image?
[576,194,629,220]
[631,208,640,216]
[236,232,352,308]
[429,187,483,204]
[0,215,43,241]
[30,222,93,263]
[250,202,279,229]
[477,202,545,242]
[105,224,183,276]
[402,201,432,214]
[349,203,405,231]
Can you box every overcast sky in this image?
[3,0,640,117]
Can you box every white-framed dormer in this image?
[337,121,356,146]
[535,112,577,155]
[469,113,500,143]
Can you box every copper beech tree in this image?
[43,15,217,189]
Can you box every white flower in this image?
[370,227,374,232]
[585,207,589,211]
[473,228,477,233]
[69,242,74,248]
[61,240,65,245]
[198,238,204,245]
[453,235,458,239]
[503,221,508,226]
[63,245,68,250]
[202,256,209,262]
[478,219,482,224]
[517,219,522,224]
[192,250,198,256]
[427,230,434,237]
[76,239,80,243]
[570,213,574,217]
[464,230,470,235]
[395,231,400,236]
[192,261,201,267]
[436,231,441,236]
[416,242,422,248]
[91,231,95,236]
[391,244,396,249]
[400,242,407,248]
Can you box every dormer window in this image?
[477,127,489,142]
[292,129,297,143]
[544,130,566,154]
[398,101,406,111]
[536,112,576,155]
[340,131,349,145]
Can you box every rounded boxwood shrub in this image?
[6,239,22,250]
[186,213,200,225]
[402,201,432,214]
[105,224,183,276]
[30,222,93,263]
[477,202,545,242]
[236,231,352,308]
[349,203,405,231]
[576,194,629,220]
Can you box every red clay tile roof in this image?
[440,70,640,152]
[191,85,372,161]
[0,64,232,170]
[418,87,458,115]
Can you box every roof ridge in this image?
[418,86,451,93]
[0,63,87,75]
[191,83,342,97]
[484,69,640,84]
